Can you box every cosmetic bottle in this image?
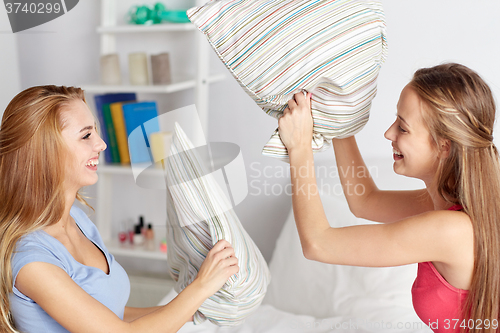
[118,231,127,244]
[129,228,135,245]
[160,238,167,253]
[133,224,144,246]
[145,223,155,251]
[127,219,135,245]
[139,216,145,235]
[118,221,127,245]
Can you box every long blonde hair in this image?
[410,63,500,332]
[0,85,90,332]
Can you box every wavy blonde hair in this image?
[0,85,90,332]
[410,63,500,332]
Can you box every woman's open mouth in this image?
[85,158,99,170]
[393,148,404,160]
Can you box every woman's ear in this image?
[438,138,451,159]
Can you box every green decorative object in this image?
[154,2,166,12]
[127,3,189,25]
[159,10,190,23]
[128,5,152,25]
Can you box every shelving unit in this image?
[104,239,169,260]
[86,0,222,262]
[97,22,196,33]
[82,73,224,94]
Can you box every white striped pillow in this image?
[188,0,387,161]
[165,123,271,326]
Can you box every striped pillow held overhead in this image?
[165,123,271,326]
[188,0,387,161]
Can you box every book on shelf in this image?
[101,103,121,163]
[110,101,132,165]
[93,93,137,163]
[150,131,173,167]
[122,101,160,164]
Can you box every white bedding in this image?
[159,157,432,332]
[161,300,430,333]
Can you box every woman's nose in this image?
[384,121,397,142]
[96,135,107,152]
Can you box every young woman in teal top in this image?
[0,85,239,332]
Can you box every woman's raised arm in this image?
[278,93,471,267]
[279,91,433,224]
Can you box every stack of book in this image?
[94,93,169,165]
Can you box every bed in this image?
[159,156,433,332]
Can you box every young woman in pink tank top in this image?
[278,63,500,333]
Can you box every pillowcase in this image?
[188,0,387,161]
[165,123,271,326]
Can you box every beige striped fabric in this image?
[165,123,271,326]
[188,0,387,161]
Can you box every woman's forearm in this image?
[331,136,378,217]
[288,146,331,258]
[124,306,162,323]
[125,239,238,332]
[125,307,193,324]
[127,279,208,332]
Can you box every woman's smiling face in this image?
[60,99,106,193]
[384,85,441,184]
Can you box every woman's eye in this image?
[82,133,91,140]
[398,126,407,133]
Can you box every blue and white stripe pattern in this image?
[188,0,387,161]
[165,123,271,326]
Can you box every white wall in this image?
[0,8,21,117]
[357,0,500,156]
[8,0,500,265]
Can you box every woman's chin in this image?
[392,163,404,176]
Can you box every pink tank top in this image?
[411,205,469,332]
